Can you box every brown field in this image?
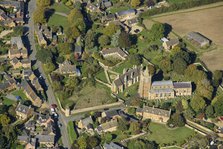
[201,49,223,71]
[150,6,223,46]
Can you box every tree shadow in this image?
[45,8,55,22]
[163,23,172,37]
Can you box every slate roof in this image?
[164,38,179,47]
[97,119,118,132]
[101,48,128,59]
[11,36,24,50]
[36,135,54,143]
[16,103,32,115]
[21,80,40,102]
[103,142,124,149]
[187,32,210,44]
[152,80,173,87]
[74,45,82,54]
[56,60,78,74]
[173,82,191,88]
[139,106,171,117]
[103,109,119,118]
[18,135,29,143]
[114,67,140,87]
[127,18,138,25]
[80,116,93,128]
[117,9,135,17]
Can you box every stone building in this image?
[138,66,192,100]
[136,106,171,123]
[186,32,210,47]
[111,66,140,93]
[15,103,34,120]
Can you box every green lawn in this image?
[95,70,108,83]
[167,0,187,4]
[67,121,77,144]
[51,3,71,14]
[3,97,16,106]
[12,89,28,101]
[68,82,116,109]
[146,122,196,146]
[48,14,69,29]
[117,83,139,100]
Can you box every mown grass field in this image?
[145,122,196,145]
[51,3,71,14]
[48,14,69,29]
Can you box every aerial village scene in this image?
[0,0,223,149]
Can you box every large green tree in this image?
[131,0,141,8]
[103,23,121,36]
[172,57,187,74]
[37,0,51,7]
[190,96,206,113]
[36,49,53,63]
[149,23,165,41]
[118,31,132,48]
[85,30,96,50]
[98,35,110,47]
[33,7,46,23]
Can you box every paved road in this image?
[26,0,70,148]
[55,12,68,17]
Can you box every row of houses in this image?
[16,103,56,148]
[0,0,24,27]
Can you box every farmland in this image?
[146,4,223,46]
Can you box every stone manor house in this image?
[111,66,192,100]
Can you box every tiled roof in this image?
[36,135,54,143]
[117,9,135,16]
[103,142,124,149]
[16,103,32,114]
[149,88,174,94]
[164,38,179,47]
[97,119,118,131]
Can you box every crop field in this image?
[148,5,223,46]
[200,49,223,71]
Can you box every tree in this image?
[37,0,51,7]
[98,35,110,47]
[212,93,223,116]
[67,8,86,33]
[159,58,172,73]
[0,114,10,126]
[167,113,186,127]
[36,49,53,63]
[182,99,189,110]
[172,57,187,74]
[77,136,87,149]
[13,26,24,36]
[117,117,129,131]
[118,31,132,48]
[128,139,157,149]
[213,70,223,87]
[87,136,99,148]
[44,61,55,74]
[129,122,141,134]
[57,43,72,56]
[205,105,214,118]
[103,23,121,36]
[65,77,80,90]
[128,54,142,65]
[104,133,113,143]
[196,79,213,101]
[85,30,96,50]
[190,96,206,113]
[131,0,141,8]
[33,7,46,23]
[65,25,80,40]
[148,23,165,41]
[111,30,121,47]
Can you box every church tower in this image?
[138,66,152,99]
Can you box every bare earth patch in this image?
[201,49,223,71]
[152,6,223,46]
